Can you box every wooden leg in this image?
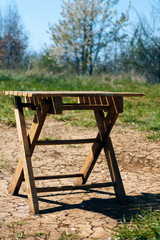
[8,97,50,214]
[94,106,126,203]
[13,97,39,214]
[9,99,50,196]
[75,97,126,204]
[104,137,126,204]
[8,158,24,195]
[75,105,117,186]
[74,137,103,185]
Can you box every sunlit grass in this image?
[114,209,160,240]
[0,70,159,140]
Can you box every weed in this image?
[34,232,49,237]
[114,209,160,239]
[16,231,26,239]
[59,230,79,240]
[7,221,27,240]
[35,232,46,236]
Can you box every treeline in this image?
[1,0,160,84]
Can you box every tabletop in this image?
[3,91,145,98]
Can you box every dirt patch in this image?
[0,118,160,239]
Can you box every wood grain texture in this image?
[37,138,97,145]
[62,104,110,111]
[36,182,116,193]
[9,99,50,196]
[8,97,51,214]
[74,96,123,186]
[8,158,24,195]
[94,107,127,204]
[13,97,39,214]
[75,96,126,204]
[34,173,84,180]
[3,90,145,97]
[104,137,127,204]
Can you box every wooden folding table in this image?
[3,91,144,214]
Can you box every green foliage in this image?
[48,0,130,75]
[0,70,160,140]
[114,209,160,239]
[122,12,160,84]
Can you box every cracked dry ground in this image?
[0,117,160,240]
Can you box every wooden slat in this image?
[114,96,123,113]
[3,90,145,98]
[51,97,62,114]
[21,103,37,110]
[94,96,101,105]
[25,96,32,110]
[62,104,110,111]
[36,182,116,193]
[78,97,85,104]
[89,97,96,105]
[100,96,108,105]
[34,173,84,181]
[37,138,97,145]
[84,96,90,104]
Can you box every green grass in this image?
[59,230,79,240]
[0,70,160,140]
[114,209,160,239]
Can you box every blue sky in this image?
[0,0,152,52]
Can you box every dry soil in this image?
[0,117,160,239]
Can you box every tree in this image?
[152,0,160,17]
[0,4,28,69]
[120,8,160,83]
[49,0,130,75]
